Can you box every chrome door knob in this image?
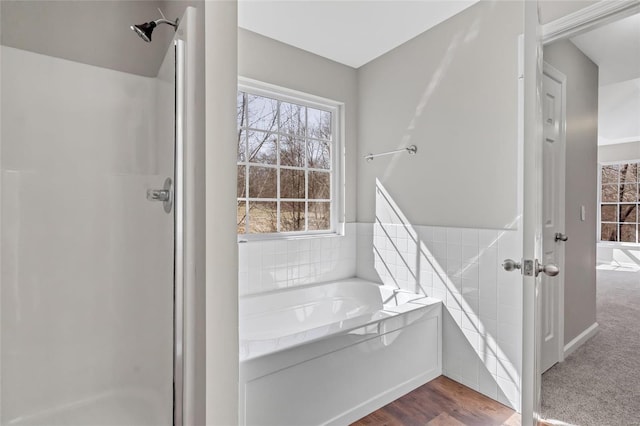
[554,232,568,242]
[502,259,521,272]
[538,263,559,277]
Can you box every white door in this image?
[541,65,567,373]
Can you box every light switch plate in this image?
[581,205,586,221]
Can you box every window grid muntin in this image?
[237,88,335,236]
[599,161,640,244]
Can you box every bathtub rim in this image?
[239,277,441,362]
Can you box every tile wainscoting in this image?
[238,223,357,296]
[357,222,522,410]
[237,221,522,410]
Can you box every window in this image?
[236,82,339,237]
[599,162,640,243]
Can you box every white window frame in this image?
[598,159,640,245]
[237,77,344,241]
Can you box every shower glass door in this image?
[0,17,177,426]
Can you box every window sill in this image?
[598,241,640,248]
[237,230,346,244]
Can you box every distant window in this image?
[599,162,640,243]
[236,83,339,237]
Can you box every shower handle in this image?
[147,189,170,202]
[146,177,173,214]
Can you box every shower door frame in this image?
[172,6,202,425]
[174,35,186,426]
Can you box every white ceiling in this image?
[571,12,640,86]
[238,0,480,69]
[570,12,640,146]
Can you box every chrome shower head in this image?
[131,9,178,43]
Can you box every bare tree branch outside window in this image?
[600,162,640,243]
[236,90,333,235]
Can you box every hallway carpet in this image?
[540,268,640,426]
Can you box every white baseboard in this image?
[326,368,441,426]
[564,322,599,358]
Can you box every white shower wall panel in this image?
[1,47,173,423]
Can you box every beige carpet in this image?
[540,267,640,426]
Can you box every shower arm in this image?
[154,18,178,28]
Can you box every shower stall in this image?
[0,4,196,425]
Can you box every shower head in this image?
[131,9,178,43]
[130,21,156,42]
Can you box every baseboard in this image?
[564,322,599,358]
[326,368,441,426]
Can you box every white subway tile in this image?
[461,311,479,331]
[462,263,479,282]
[478,368,498,400]
[497,230,520,262]
[446,228,462,244]
[238,271,249,296]
[479,319,498,354]
[461,228,479,246]
[478,248,498,287]
[497,275,520,309]
[480,353,498,376]
[447,259,462,276]
[479,297,498,321]
[497,377,519,410]
[445,304,463,326]
[497,303,521,326]
[463,295,479,313]
[447,243,462,264]
[495,339,520,368]
[459,356,479,389]
[462,245,479,264]
[432,288,447,302]
[433,227,447,242]
[497,357,518,383]
[462,328,480,352]
[247,242,262,263]
[497,321,520,349]
[479,229,499,249]
[418,225,434,243]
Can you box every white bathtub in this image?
[239,278,442,426]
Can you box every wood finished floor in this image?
[351,376,521,426]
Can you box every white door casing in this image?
[523,2,640,425]
[521,1,544,423]
[541,65,566,373]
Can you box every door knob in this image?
[502,259,521,272]
[554,232,568,242]
[537,263,559,277]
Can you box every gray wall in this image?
[1,1,169,77]
[544,39,598,345]
[599,141,640,163]
[238,28,358,223]
[356,1,523,229]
